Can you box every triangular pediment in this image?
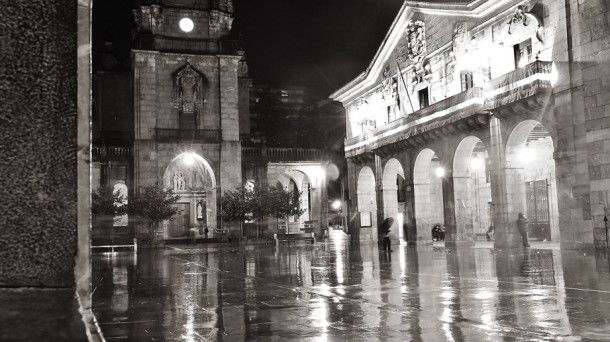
[330,0,515,104]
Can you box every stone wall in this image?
[0,0,88,339]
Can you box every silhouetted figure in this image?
[517,212,530,247]
[204,227,209,239]
[380,217,394,252]
[486,224,495,241]
[432,224,445,241]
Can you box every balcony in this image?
[346,87,487,160]
[344,61,553,160]
[91,146,132,162]
[242,147,328,162]
[155,128,221,143]
[484,60,553,118]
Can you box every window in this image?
[461,72,474,91]
[514,39,533,69]
[418,88,429,109]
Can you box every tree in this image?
[221,182,305,239]
[91,186,127,217]
[128,184,181,246]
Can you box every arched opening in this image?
[453,137,492,242]
[382,158,406,241]
[413,148,444,242]
[112,181,128,227]
[162,152,216,238]
[277,170,312,233]
[357,166,377,240]
[505,120,559,242]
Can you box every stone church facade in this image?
[92,0,330,241]
[331,0,610,250]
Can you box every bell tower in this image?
[131,0,247,239]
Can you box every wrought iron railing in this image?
[242,147,327,161]
[91,146,132,158]
[156,128,221,143]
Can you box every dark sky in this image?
[233,0,403,97]
[94,0,403,98]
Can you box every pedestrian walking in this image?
[517,212,530,247]
[204,226,209,239]
[380,217,394,252]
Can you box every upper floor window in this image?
[514,39,533,69]
[461,72,474,91]
[418,88,429,109]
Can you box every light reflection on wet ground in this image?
[92,231,610,341]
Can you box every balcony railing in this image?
[92,146,132,159]
[484,60,552,112]
[345,61,553,158]
[345,88,485,157]
[156,128,221,143]
[242,147,327,161]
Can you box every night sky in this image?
[233,0,402,97]
[94,0,403,98]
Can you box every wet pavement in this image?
[92,231,610,341]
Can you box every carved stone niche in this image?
[171,63,208,113]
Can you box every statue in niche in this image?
[173,172,186,191]
[178,173,186,190]
[173,64,203,113]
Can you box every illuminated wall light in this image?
[183,152,194,166]
[470,157,484,170]
[331,200,342,210]
[179,18,194,33]
[519,146,536,164]
[435,167,446,178]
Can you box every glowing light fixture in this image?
[179,18,194,32]
[331,200,342,210]
[519,146,535,164]
[435,167,446,178]
[470,156,484,170]
[183,152,194,166]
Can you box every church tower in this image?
[132,0,248,239]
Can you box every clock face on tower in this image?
[179,17,194,33]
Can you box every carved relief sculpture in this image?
[381,65,392,100]
[452,22,468,56]
[508,5,529,34]
[172,64,203,113]
[405,20,426,64]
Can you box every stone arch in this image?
[382,158,405,241]
[357,166,378,240]
[162,152,217,234]
[413,148,444,241]
[452,136,492,242]
[276,170,312,228]
[505,119,559,242]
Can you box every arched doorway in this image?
[357,166,377,240]
[505,120,559,241]
[162,152,216,238]
[413,148,444,242]
[277,170,312,233]
[453,137,492,242]
[382,158,405,241]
